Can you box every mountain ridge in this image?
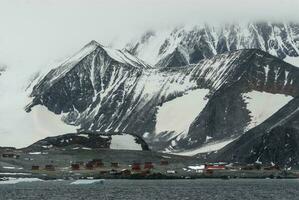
[25,42,299,156]
[127,22,299,67]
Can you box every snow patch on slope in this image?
[285,56,299,68]
[172,139,236,156]
[243,91,293,129]
[110,134,142,150]
[155,89,209,137]
[28,105,79,144]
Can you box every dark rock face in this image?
[247,126,299,167]
[25,132,149,152]
[128,22,299,67]
[0,65,6,76]
[210,97,299,168]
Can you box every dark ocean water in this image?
[0,179,298,200]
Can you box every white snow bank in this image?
[155,89,209,137]
[0,178,42,184]
[70,179,105,185]
[78,134,89,138]
[110,134,142,150]
[173,139,236,156]
[284,56,299,68]
[2,166,22,170]
[81,147,92,150]
[2,166,15,169]
[28,105,78,144]
[28,152,41,155]
[0,172,31,175]
[243,91,293,129]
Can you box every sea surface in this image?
[0,179,298,200]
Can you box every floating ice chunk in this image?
[70,179,105,185]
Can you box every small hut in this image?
[31,165,40,170]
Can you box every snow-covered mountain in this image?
[127,22,299,67]
[26,40,299,155]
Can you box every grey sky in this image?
[0,0,299,147]
[0,0,299,71]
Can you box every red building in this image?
[71,163,80,170]
[131,163,141,171]
[144,162,154,169]
[205,164,226,170]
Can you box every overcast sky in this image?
[0,0,299,71]
[0,0,299,147]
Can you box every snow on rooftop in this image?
[188,165,205,170]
